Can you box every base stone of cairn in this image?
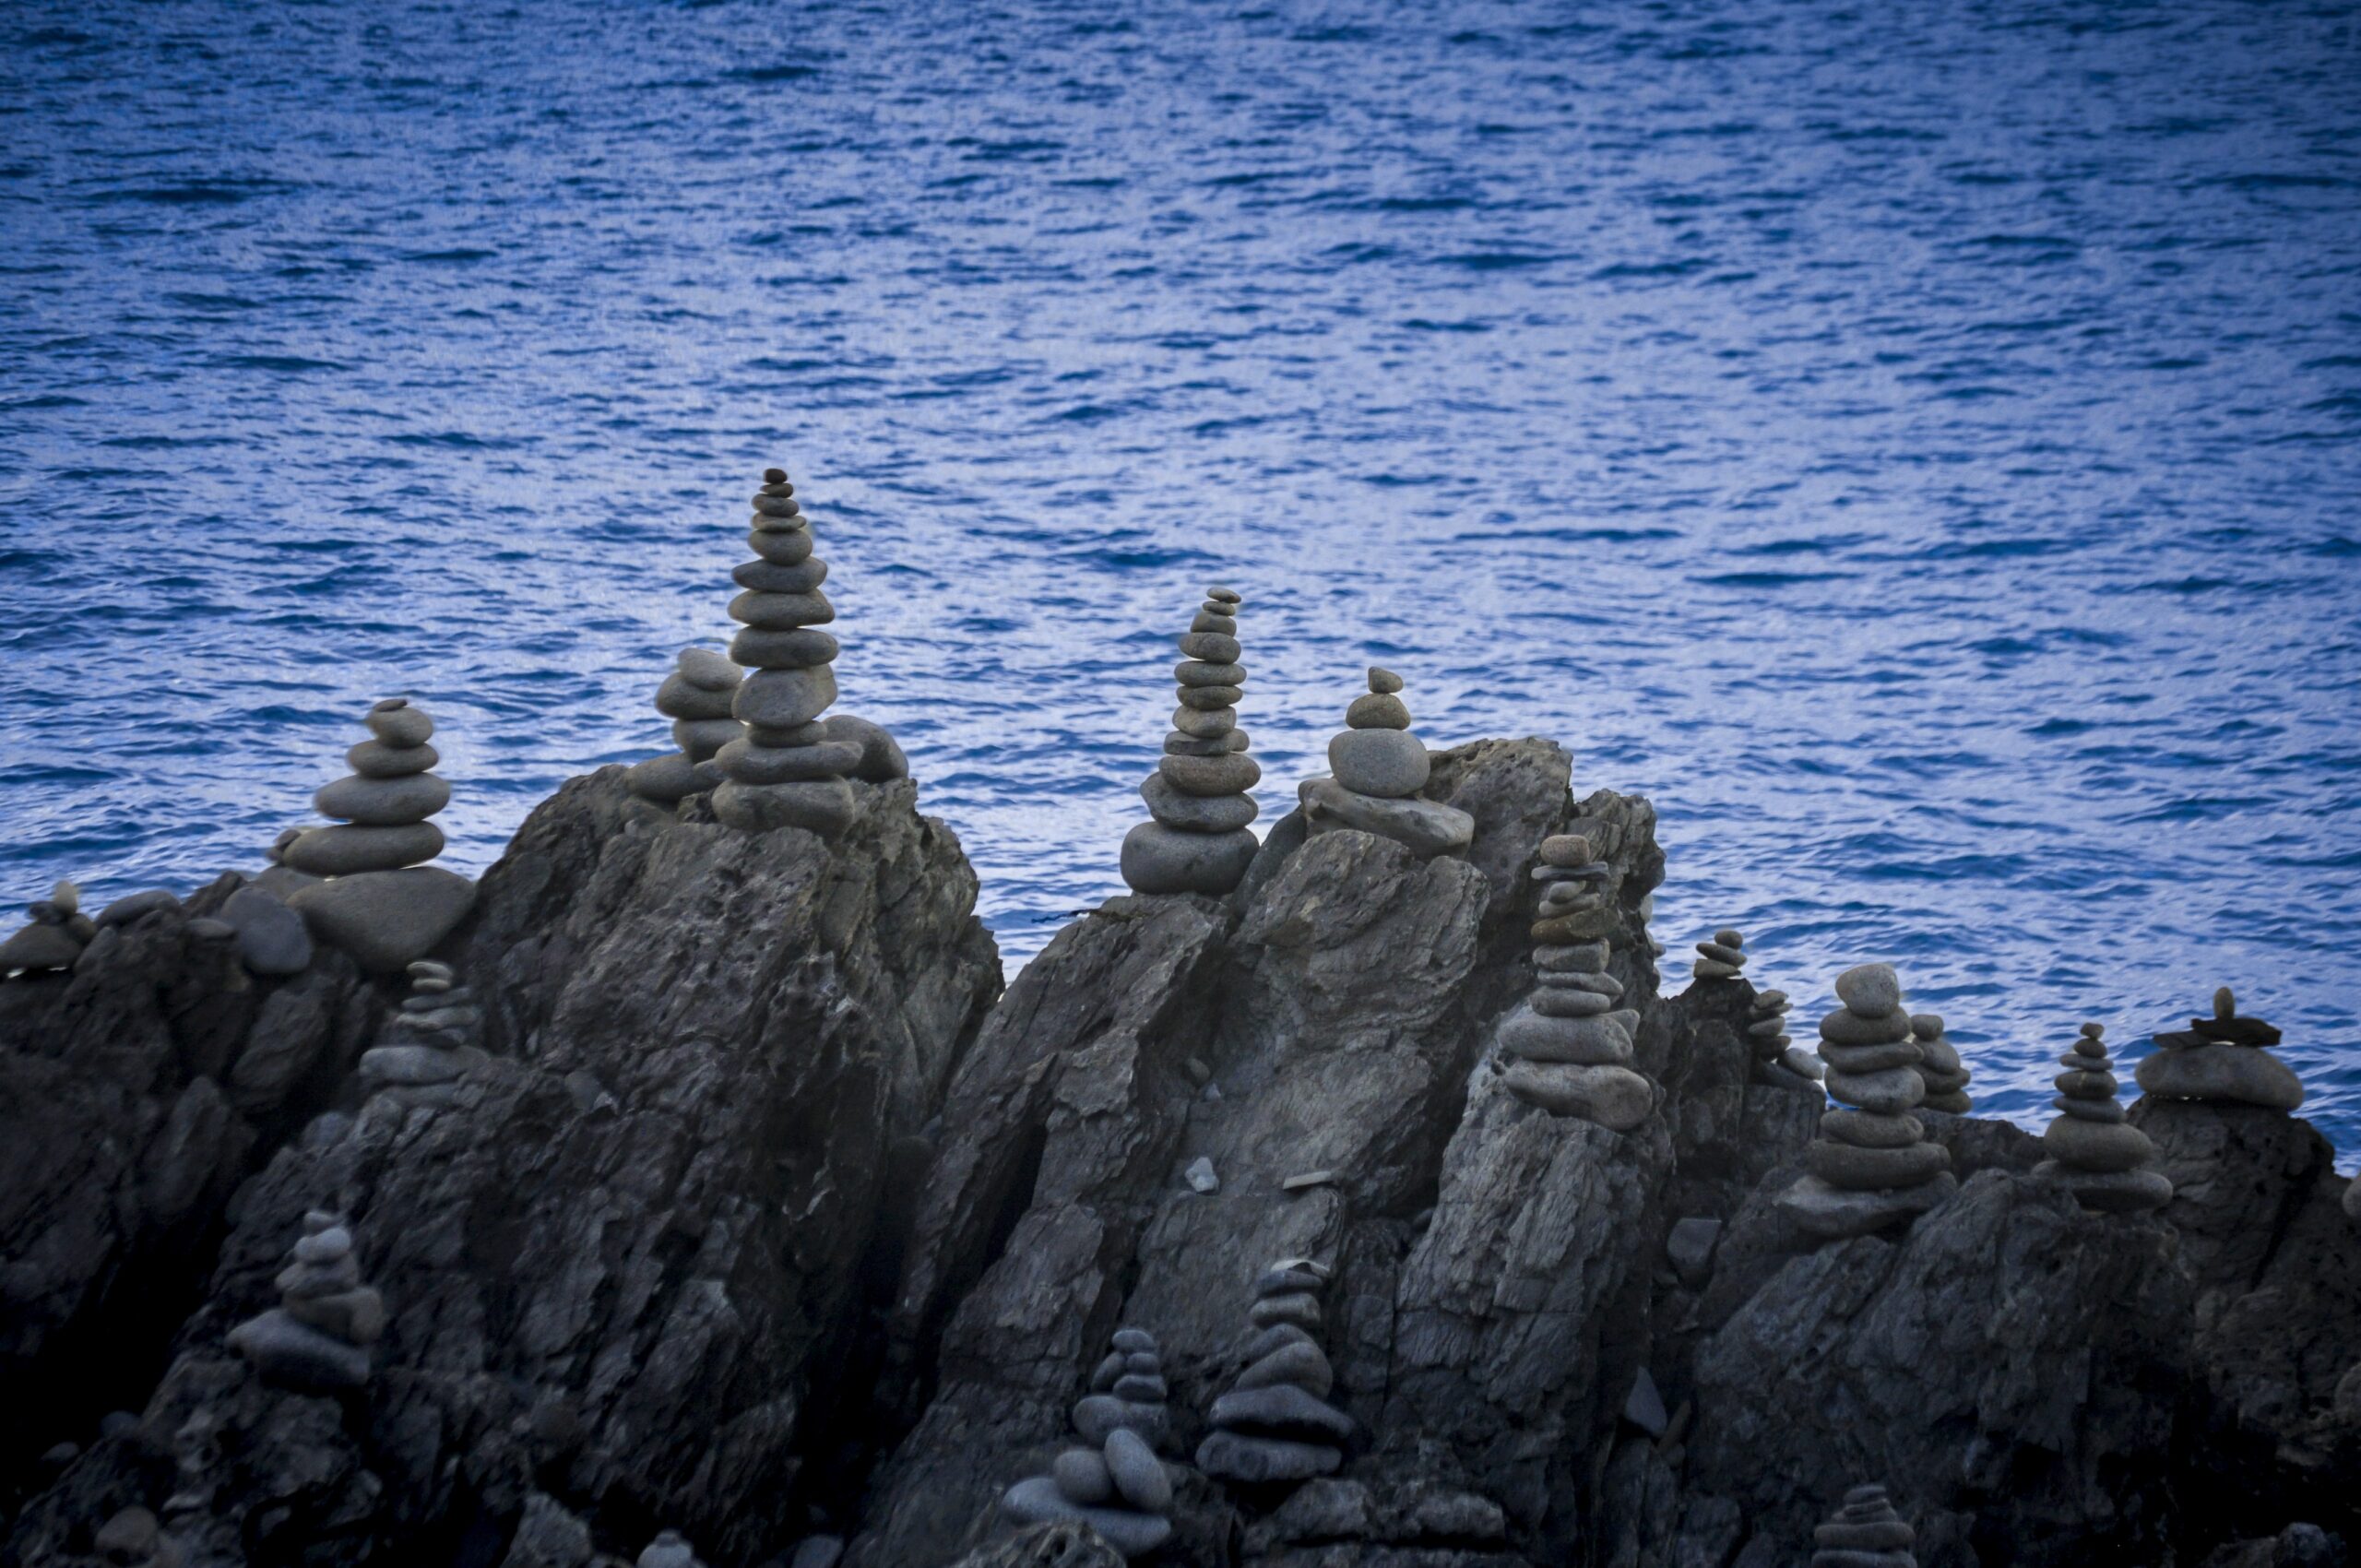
[356,960,486,1110]
[283,699,476,973]
[1494,835,1651,1131]
[1910,1014,1972,1113]
[1121,587,1262,896]
[1779,963,1956,1241]
[628,648,742,806]
[1196,1258,1353,1489]
[1298,668,1474,860]
[2037,1022,2172,1213]
[226,1210,385,1392]
[713,469,864,837]
[1811,1483,1917,1567]
[1002,1327,1177,1557]
[2135,987,2304,1111]
[0,878,96,975]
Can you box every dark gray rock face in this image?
[5,766,999,1566]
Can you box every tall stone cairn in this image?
[627,647,742,807]
[710,468,865,837]
[2038,1022,2172,1212]
[1493,834,1652,1130]
[999,1327,1177,1558]
[1120,587,1262,896]
[1811,1482,1917,1566]
[2135,985,2304,1111]
[1196,1257,1352,1489]
[1777,963,1957,1241]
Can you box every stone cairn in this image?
[1692,926,1746,980]
[1000,1327,1176,1557]
[2038,1022,2172,1213]
[627,647,742,807]
[356,960,486,1108]
[1778,963,1957,1241]
[2135,986,2304,1112]
[1121,587,1262,896]
[1197,1257,1353,1488]
[226,1210,385,1392]
[0,878,94,975]
[711,468,866,837]
[281,699,476,973]
[1910,1014,1972,1112]
[1748,985,1823,1085]
[1298,668,1474,859]
[1811,1483,1916,1566]
[1493,834,1652,1132]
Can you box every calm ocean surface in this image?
[3,2,2357,1154]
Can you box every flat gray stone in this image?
[712,778,858,837]
[1120,822,1256,897]
[222,885,313,976]
[1171,705,1236,738]
[1345,692,1410,730]
[671,718,742,762]
[347,740,437,778]
[747,528,814,565]
[1824,1063,1926,1114]
[1073,1395,1169,1447]
[1805,1137,1951,1191]
[283,822,445,876]
[1175,659,1247,687]
[677,647,740,689]
[1210,1383,1352,1443]
[1142,770,1258,832]
[1821,1109,1923,1147]
[1820,1006,1915,1047]
[2035,1160,2175,1214]
[314,771,450,827]
[288,866,476,975]
[1501,1061,1653,1129]
[733,557,828,593]
[730,626,839,670]
[626,753,706,805]
[1234,1339,1334,1398]
[358,1043,467,1087]
[734,666,837,728]
[717,738,860,785]
[1498,1007,1637,1065]
[1819,1039,1924,1074]
[1176,684,1244,711]
[730,588,835,631]
[1298,777,1473,859]
[2134,1041,2304,1111]
[1177,631,1241,663]
[1157,751,1260,797]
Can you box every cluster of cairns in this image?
[226,1211,385,1392]
[1493,835,1652,1131]
[627,647,742,806]
[355,960,485,1109]
[1197,1257,1353,1487]
[1121,587,1262,897]
[1002,1328,1177,1557]
[2037,1022,2172,1212]
[2136,986,2304,1111]
[1909,1015,1971,1112]
[1780,963,1957,1241]
[1812,1483,1917,1566]
[279,699,476,974]
[1298,668,1473,859]
[0,878,94,974]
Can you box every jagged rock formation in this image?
[1492,833,1651,1129]
[1811,1482,1917,1565]
[1297,667,1475,858]
[1195,1259,1351,1489]
[627,647,742,806]
[1778,963,1956,1241]
[282,698,476,973]
[0,878,95,974]
[224,1209,383,1390]
[2037,1022,2171,1212]
[1000,1327,1176,1556]
[1121,587,1260,896]
[1910,1012,1971,1112]
[2138,986,2305,1111]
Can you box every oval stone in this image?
[365,701,433,747]
[1143,770,1258,832]
[1159,751,1261,797]
[314,773,449,827]
[1177,685,1244,711]
[1346,693,1411,730]
[1176,660,1247,687]
[730,627,840,670]
[1329,728,1430,798]
[733,557,828,593]
[1120,822,1258,897]
[1177,631,1241,663]
[1823,1063,1927,1114]
[656,673,738,721]
[747,529,814,565]
[718,738,862,784]
[1172,705,1236,738]
[2042,1114,2157,1173]
[734,667,837,729]
[283,823,445,876]
[1833,962,1903,1016]
[730,589,835,630]
[347,740,437,779]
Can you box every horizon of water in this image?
[2,1,2356,1159]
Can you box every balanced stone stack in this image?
[712,468,864,837]
[1810,1483,1916,1567]
[0,879,95,975]
[226,1210,386,1392]
[2134,986,2304,1111]
[1749,986,1824,1085]
[1197,1258,1353,1487]
[627,647,742,806]
[1001,1327,1175,1557]
[1298,668,1474,859]
[1910,1014,1972,1112]
[1692,926,1747,981]
[2038,1023,2172,1213]
[1121,587,1262,896]
[1493,835,1652,1132]
[282,699,476,973]
[1778,963,1956,1241]
[355,960,486,1109]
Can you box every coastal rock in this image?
[220,885,313,976]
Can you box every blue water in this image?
[3,2,2357,1156]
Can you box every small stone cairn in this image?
[1196,1257,1352,1487]
[712,468,865,837]
[1811,1483,1916,1566]
[2037,1022,2172,1213]
[1000,1327,1176,1557]
[1778,963,1956,1241]
[1493,835,1651,1131]
[281,700,476,973]
[1910,1014,1972,1113]
[356,960,486,1108]
[627,647,742,807]
[2134,986,2304,1111]
[1298,668,1474,859]
[226,1210,385,1392]
[1121,587,1262,896]
[1692,926,1746,980]
[0,879,95,975]
[1748,985,1823,1085]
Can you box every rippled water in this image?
[3,2,2357,1153]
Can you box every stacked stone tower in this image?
[356,959,485,1109]
[2039,1022,2172,1212]
[1000,1327,1176,1557]
[1298,669,1473,858]
[227,1210,385,1391]
[1778,963,1956,1240]
[1493,833,1651,1130]
[1197,1258,1352,1487]
[1121,587,1262,896]
[627,647,742,806]
[1811,1483,1916,1566]
[1909,1014,1972,1112]
[2136,986,2304,1111]
[711,468,863,837]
